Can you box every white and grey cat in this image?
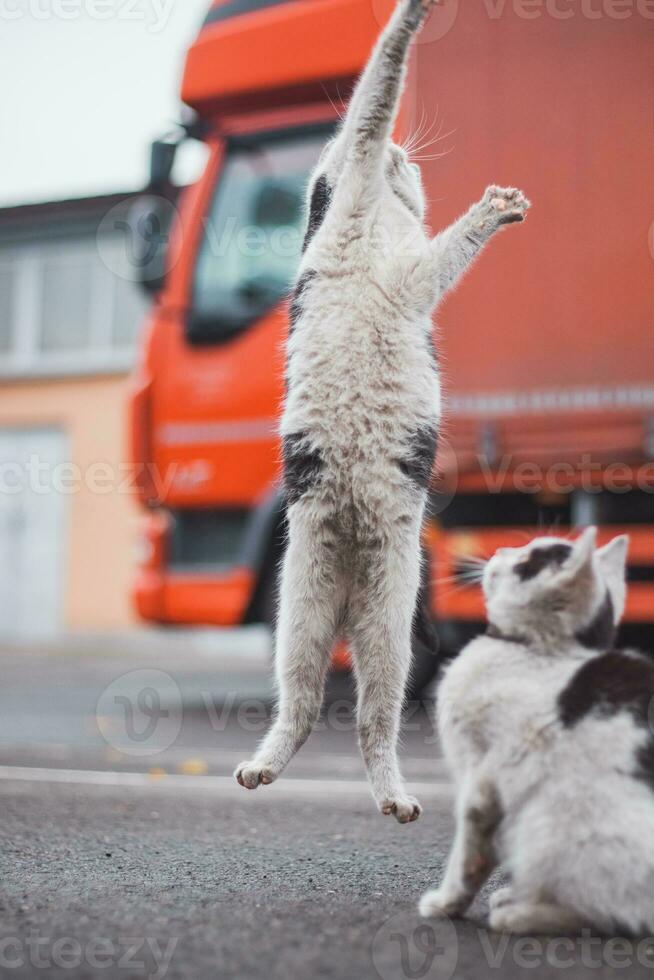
[235,0,530,823]
[421,527,654,935]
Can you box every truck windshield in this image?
[188,127,331,344]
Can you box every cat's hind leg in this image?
[489,900,584,935]
[348,533,422,823]
[488,886,515,913]
[235,517,344,789]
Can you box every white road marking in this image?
[0,743,450,779]
[0,765,453,799]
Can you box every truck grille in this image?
[168,509,250,570]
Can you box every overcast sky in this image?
[0,0,211,207]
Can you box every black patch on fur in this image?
[514,543,572,582]
[289,270,316,335]
[398,425,438,489]
[558,649,654,793]
[575,591,616,650]
[559,650,654,747]
[282,432,324,506]
[302,175,332,253]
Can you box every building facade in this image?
[0,193,150,637]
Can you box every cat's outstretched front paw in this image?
[234,761,277,789]
[481,185,531,227]
[380,794,422,824]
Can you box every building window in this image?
[0,231,149,378]
[40,251,95,353]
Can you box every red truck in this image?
[129,0,654,684]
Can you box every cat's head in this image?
[314,137,426,221]
[386,143,427,220]
[482,528,629,649]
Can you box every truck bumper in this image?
[133,566,255,626]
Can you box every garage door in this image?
[0,428,67,637]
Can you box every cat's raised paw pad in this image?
[381,795,422,824]
[234,762,277,790]
[484,186,531,224]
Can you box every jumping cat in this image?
[235,0,530,823]
[420,527,654,935]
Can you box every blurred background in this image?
[1,5,653,976]
[1,0,653,667]
[0,0,209,637]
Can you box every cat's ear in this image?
[570,526,597,571]
[596,534,629,624]
[556,526,597,587]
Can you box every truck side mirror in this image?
[127,136,181,295]
[127,194,175,295]
[150,139,178,191]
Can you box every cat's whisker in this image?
[409,123,457,158]
[458,555,487,565]
[435,579,483,601]
[321,83,345,121]
[401,108,427,150]
[413,147,455,163]
[402,108,433,155]
[403,107,446,155]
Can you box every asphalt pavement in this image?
[1,634,654,980]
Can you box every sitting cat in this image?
[235,0,529,824]
[420,527,654,935]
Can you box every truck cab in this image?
[130,0,654,658]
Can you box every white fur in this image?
[235,0,529,822]
[420,529,654,935]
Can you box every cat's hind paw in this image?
[380,794,422,824]
[234,761,277,790]
[488,886,515,913]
